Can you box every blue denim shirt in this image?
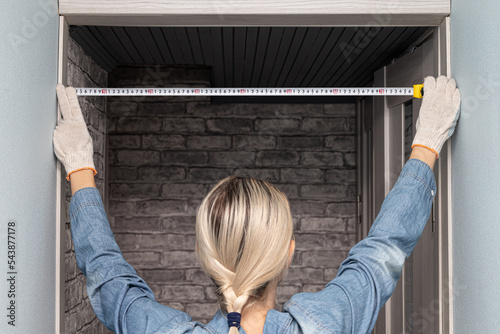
[69,159,436,334]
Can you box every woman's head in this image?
[195,176,294,332]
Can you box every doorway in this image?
[56,15,453,334]
[357,20,453,333]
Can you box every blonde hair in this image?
[195,176,294,334]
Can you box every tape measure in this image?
[75,84,424,98]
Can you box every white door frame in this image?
[55,16,69,334]
[363,17,453,334]
[58,0,450,26]
[436,17,453,334]
[55,6,453,332]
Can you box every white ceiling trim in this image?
[60,0,450,26]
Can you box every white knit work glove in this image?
[54,84,96,181]
[411,75,461,158]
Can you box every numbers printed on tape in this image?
[75,87,416,96]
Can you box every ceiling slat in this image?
[70,26,427,90]
[185,28,204,64]
[324,26,382,87]
[97,26,134,63]
[258,27,285,87]
[250,27,271,87]
[335,28,400,87]
[174,28,195,64]
[210,28,225,86]
[267,27,296,87]
[291,27,331,87]
[71,26,117,70]
[282,27,323,86]
[126,27,156,63]
[87,26,124,64]
[197,28,215,82]
[306,28,358,87]
[111,27,145,63]
[140,28,165,64]
[301,27,344,87]
[241,27,258,88]
[274,27,308,87]
[222,28,234,87]
[316,27,370,87]
[149,27,174,64]
[233,27,246,88]
[345,28,427,87]
[161,27,184,63]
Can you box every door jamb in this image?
[366,16,453,334]
[436,16,453,334]
[55,15,69,334]
[58,0,450,26]
[54,11,454,334]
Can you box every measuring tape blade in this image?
[75,85,423,98]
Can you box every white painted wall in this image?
[0,0,59,332]
[451,0,500,332]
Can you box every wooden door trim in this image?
[55,15,69,334]
[371,19,452,332]
[59,0,450,26]
[436,16,453,334]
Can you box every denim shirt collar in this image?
[204,308,292,333]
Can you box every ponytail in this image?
[195,176,294,333]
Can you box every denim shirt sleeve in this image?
[285,159,436,333]
[69,187,191,334]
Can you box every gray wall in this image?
[65,37,111,334]
[451,1,500,332]
[0,0,59,333]
[107,65,358,323]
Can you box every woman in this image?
[54,75,461,334]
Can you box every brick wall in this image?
[65,37,110,334]
[106,64,358,325]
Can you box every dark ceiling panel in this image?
[249,27,271,87]
[305,28,359,87]
[210,28,225,87]
[257,27,281,86]
[69,26,429,89]
[222,27,233,87]
[324,26,382,87]
[316,28,364,87]
[300,27,344,87]
[274,27,307,87]
[111,27,144,63]
[175,28,195,64]
[242,28,258,88]
[281,27,320,87]
[344,27,428,87]
[233,27,246,87]
[291,27,332,87]
[267,27,295,87]
[333,27,395,87]
[98,26,134,64]
[149,27,173,63]
[186,28,204,65]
